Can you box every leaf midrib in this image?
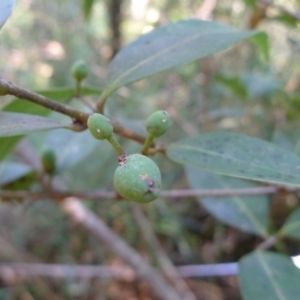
[109,28,251,88]
[169,144,299,180]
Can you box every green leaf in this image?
[82,0,95,20]
[272,14,298,27]
[0,112,66,137]
[0,0,14,29]
[41,129,99,172]
[106,20,257,92]
[278,208,300,240]
[215,73,248,98]
[250,31,270,62]
[4,86,102,116]
[186,167,269,237]
[0,136,20,161]
[167,132,300,187]
[239,251,300,300]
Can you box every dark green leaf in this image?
[167,132,300,187]
[186,167,269,237]
[106,20,257,91]
[250,31,270,61]
[0,112,66,137]
[278,208,300,240]
[239,251,300,300]
[215,73,248,98]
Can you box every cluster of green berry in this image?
[87,111,171,203]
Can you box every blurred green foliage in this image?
[1,0,300,299]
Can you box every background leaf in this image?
[0,161,32,186]
[278,208,300,240]
[186,167,270,237]
[106,19,257,91]
[0,112,66,137]
[250,31,270,61]
[0,86,101,160]
[239,251,300,300]
[167,132,300,187]
[0,0,14,29]
[82,0,95,20]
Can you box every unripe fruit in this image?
[71,60,88,81]
[146,110,171,137]
[41,149,56,175]
[87,113,114,140]
[114,154,161,203]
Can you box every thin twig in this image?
[256,236,277,250]
[132,206,197,300]
[61,197,182,300]
[0,77,89,124]
[0,185,296,202]
[1,254,300,283]
[0,78,164,150]
[13,141,182,300]
[0,262,238,284]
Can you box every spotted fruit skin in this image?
[146,110,171,137]
[113,154,161,203]
[87,113,113,140]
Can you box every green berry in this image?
[87,113,114,140]
[113,154,161,203]
[71,60,88,81]
[146,110,171,137]
[41,149,56,175]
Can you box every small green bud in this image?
[87,113,113,140]
[71,60,88,81]
[113,154,161,203]
[41,149,56,175]
[146,110,171,137]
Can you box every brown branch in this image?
[0,77,164,151]
[61,197,182,300]
[0,263,136,285]
[0,185,295,202]
[132,206,197,300]
[0,261,239,284]
[0,262,237,286]
[0,77,89,124]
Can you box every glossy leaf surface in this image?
[239,251,300,300]
[0,112,65,137]
[106,20,257,91]
[167,132,300,187]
